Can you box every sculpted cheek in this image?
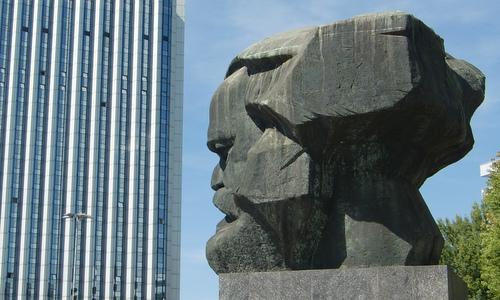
[238,128,313,203]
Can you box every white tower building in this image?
[0,0,184,299]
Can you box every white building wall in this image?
[167,1,185,299]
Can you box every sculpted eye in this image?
[225,54,293,78]
[246,103,297,142]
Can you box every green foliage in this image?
[481,158,500,299]
[438,203,487,299]
[438,155,500,299]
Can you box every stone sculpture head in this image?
[206,12,485,274]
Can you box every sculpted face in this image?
[206,12,484,274]
[206,29,328,273]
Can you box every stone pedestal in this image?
[219,266,467,300]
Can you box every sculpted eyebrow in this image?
[225,54,293,78]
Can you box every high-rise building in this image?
[480,160,497,177]
[0,0,183,299]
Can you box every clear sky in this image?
[181,1,500,299]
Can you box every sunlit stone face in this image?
[205,33,328,272]
[206,12,484,274]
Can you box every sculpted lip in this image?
[213,187,239,231]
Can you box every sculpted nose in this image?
[211,165,224,190]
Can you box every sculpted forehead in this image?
[225,11,433,79]
[211,12,440,150]
[222,12,441,128]
[209,11,484,170]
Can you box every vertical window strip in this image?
[0,0,13,219]
[5,0,33,297]
[74,1,94,297]
[26,1,51,297]
[114,0,132,297]
[92,0,114,298]
[135,0,153,297]
[47,0,74,298]
[156,1,172,298]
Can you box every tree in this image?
[438,203,488,299]
[481,157,500,299]
[438,155,500,299]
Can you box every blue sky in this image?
[181,1,500,299]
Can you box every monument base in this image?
[219,265,467,300]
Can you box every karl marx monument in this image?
[206,11,484,299]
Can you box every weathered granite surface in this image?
[220,266,467,300]
[206,11,485,274]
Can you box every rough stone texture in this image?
[206,11,485,274]
[220,266,468,300]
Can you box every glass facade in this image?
[0,1,183,299]
[26,1,52,297]
[113,0,132,297]
[92,1,113,298]
[47,1,74,298]
[0,0,13,218]
[6,0,33,296]
[156,2,173,298]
